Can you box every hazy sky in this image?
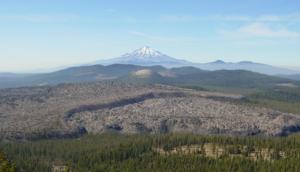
[1,0,300,72]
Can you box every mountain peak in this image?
[213,60,226,64]
[141,46,151,50]
[97,46,191,67]
[123,46,165,58]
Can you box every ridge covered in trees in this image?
[1,133,300,172]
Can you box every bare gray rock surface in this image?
[0,81,299,140]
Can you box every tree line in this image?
[1,133,300,172]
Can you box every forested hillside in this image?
[0,64,297,90]
[1,134,300,172]
[242,86,300,115]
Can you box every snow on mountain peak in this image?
[122,46,165,58]
[97,46,190,67]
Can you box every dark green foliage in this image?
[169,70,289,89]
[1,133,300,172]
[249,87,300,103]
[122,69,294,91]
[0,150,16,172]
[245,87,300,114]
[177,85,209,91]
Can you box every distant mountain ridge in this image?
[96,46,300,75]
[0,47,299,89]
[280,74,300,81]
[196,60,299,75]
[0,63,297,91]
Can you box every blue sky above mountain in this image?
[0,0,299,72]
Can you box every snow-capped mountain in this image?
[123,46,164,58]
[95,46,300,75]
[97,46,191,67]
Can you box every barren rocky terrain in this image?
[0,81,300,140]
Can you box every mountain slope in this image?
[0,64,165,88]
[123,69,296,92]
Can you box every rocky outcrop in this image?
[65,96,300,137]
